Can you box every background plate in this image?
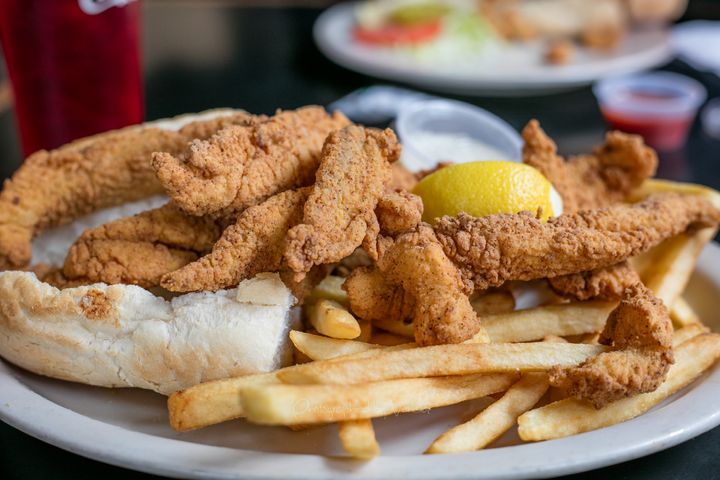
[314,3,673,96]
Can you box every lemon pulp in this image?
[413,161,558,223]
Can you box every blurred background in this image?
[2,0,720,183]
[2,1,720,479]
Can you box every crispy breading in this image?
[435,193,720,292]
[177,112,261,140]
[152,106,350,217]
[0,126,190,270]
[549,284,674,407]
[522,120,657,214]
[344,265,416,325]
[63,203,226,288]
[548,261,640,301]
[375,225,485,346]
[161,188,309,292]
[285,126,400,278]
[375,191,424,236]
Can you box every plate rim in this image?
[313,2,674,95]
[1,244,720,480]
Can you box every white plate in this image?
[314,2,673,96]
[1,244,720,480]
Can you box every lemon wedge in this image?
[413,161,563,223]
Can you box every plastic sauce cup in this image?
[593,72,707,151]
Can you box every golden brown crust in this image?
[177,112,261,140]
[435,193,720,292]
[375,191,424,236]
[152,106,350,217]
[548,260,640,301]
[375,224,482,346]
[63,203,226,288]
[0,126,189,270]
[161,188,310,293]
[549,284,674,407]
[285,126,400,277]
[344,266,416,325]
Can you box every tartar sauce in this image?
[401,132,509,171]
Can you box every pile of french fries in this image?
[167,180,720,460]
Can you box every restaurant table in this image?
[1,2,720,479]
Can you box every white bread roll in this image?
[0,271,296,395]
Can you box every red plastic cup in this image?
[0,0,144,156]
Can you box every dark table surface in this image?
[1,3,720,480]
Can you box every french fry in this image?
[168,372,279,431]
[632,179,720,207]
[482,301,616,343]
[338,420,380,459]
[169,335,410,431]
[672,323,709,347]
[670,297,701,327]
[427,372,549,454]
[307,275,348,305]
[241,373,518,425]
[641,230,716,307]
[471,291,516,316]
[308,299,361,339]
[372,317,414,338]
[278,343,608,385]
[290,330,383,360]
[518,333,720,441]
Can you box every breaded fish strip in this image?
[549,284,674,407]
[0,126,188,270]
[548,260,641,301]
[152,106,350,217]
[522,119,657,214]
[375,225,485,346]
[0,112,257,271]
[161,188,309,293]
[63,203,226,288]
[435,193,720,292]
[285,126,400,278]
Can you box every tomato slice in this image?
[354,20,442,46]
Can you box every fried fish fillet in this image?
[284,126,400,279]
[63,203,227,288]
[522,119,657,214]
[152,106,350,217]
[0,112,257,272]
[160,188,310,293]
[523,120,657,301]
[375,224,485,346]
[0,127,187,270]
[548,260,640,301]
[435,193,720,292]
[549,284,674,407]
